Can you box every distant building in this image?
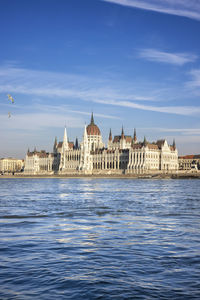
[24,149,59,175]
[24,113,179,175]
[0,158,24,174]
[179,155,200,170]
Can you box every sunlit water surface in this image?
[0,178,200,299]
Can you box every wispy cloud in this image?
[0,113,84,130]
[1,65,200,117]
[141,127,200,135]
[103,0,200,21]
[187,69,200,88]
[0,66,153,102]
[139,49,197,66]
[95,98,200,116]
[30,103,121,120]
[0,104,121,134]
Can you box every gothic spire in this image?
[173,139,176,149]
[84,123,88,141]
[133,128,137,142]
[109,128,112,141]
[83,123,89,151]
[90,112,94,125]
[53,136,57,153]
[75,137,79,149]
[63,127,68,150]
[121,126,125,139]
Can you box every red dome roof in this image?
[87,123,101,136]
[86,113,101,136]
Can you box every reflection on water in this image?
[0,178,200,299]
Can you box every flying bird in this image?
[7,94,14,103]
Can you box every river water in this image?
[0,178,200,299]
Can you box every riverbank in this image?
[1,172,200,179]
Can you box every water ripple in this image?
[0,178,200,299]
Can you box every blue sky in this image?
[0,0,200,158]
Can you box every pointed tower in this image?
[121,126,125,139]
[83,124,88,151]
[63,127,69,151]
[133,128,137,144]
[79,124,92,172]
[108,128,113,149]
[173,139,176,150]
[53,136,57,153]
[120,126,126,149]
[75,137,79,149]
[59,127,69,171]
[90,112,94,125]
[109,128,112,141]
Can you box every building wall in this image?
[59,149,81,173]
[92,149,129,172]
[179,156,200,170]
[24,143,178,175]
[88,135,104,151]
[159,141,178,171]
[0,158,24,173]
[127,144,178,174]
[24,152,57,175]
[23,119,178,175]
[108,137,132,150]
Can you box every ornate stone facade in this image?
[24,150,57,175]
[0,158,24,174]
[178,155,200,170]
[24,113,179,175]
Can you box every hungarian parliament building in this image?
[24,113,179,175]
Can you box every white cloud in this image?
[0,107,121,133]
[0,113,84,131]
[141,127,200,135]
[0,66,153,102]
[187,69,200,88]
[103,0,200,21]
[95,98,200,116]
[1,65,200,117]
[29,104,121,120]
[139,49,197,66]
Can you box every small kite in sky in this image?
[7,94,14,103]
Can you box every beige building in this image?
[179,155,200,170]
[24,113,179,175]
[24,149,59,175]
[127,139,178,174]
[0,158,24,174]
[58,114,179,175]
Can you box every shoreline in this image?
[0,172,200,179]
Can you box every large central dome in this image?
[86,113,101,136]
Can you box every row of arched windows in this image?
[93,161,127,170]
[66,154,80,161]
